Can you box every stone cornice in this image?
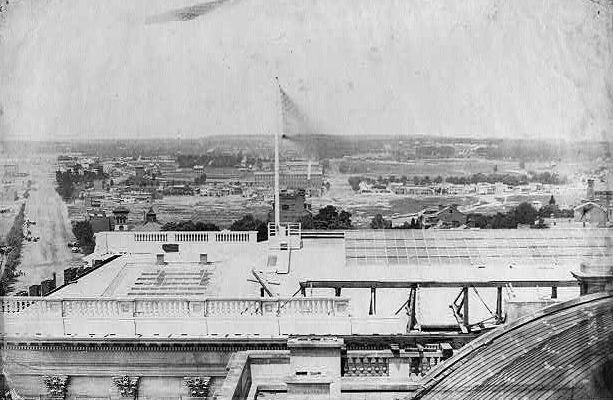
[1,338,288,352]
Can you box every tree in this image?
[347,176,362,192]
[194,174,207,185]
[161,221,220,231]
[72,220,95,255]
[230,214,268,241]
[310,205,353,230]
[370,214,392,229]
[513,202,538,225]
[55,171,75,200]
[549,195,556,205]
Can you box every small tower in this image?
[112,206,130,231]
[144,207,157,224]
[587,178,595,201]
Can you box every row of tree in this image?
[160,205,355,240]
[369,201,574,230]
[55,169,108,201]
[0,204,26,295]
[348,171,566,192]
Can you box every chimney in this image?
[156,254,165,265]
[587,179,595,201]
[572,262,613,295]
[199,254,208,264]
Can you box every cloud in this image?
[0,0,611,142]
[145,0,234,24]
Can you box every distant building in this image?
[419,205,466,228]
[255,162,323,195]
[87,210,113,233]
[269,189,312,223]
[435,205,467,227]
[112,206,130,231]
[143,207,157,224]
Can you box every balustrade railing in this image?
[1,296,350,319]
[342,348,445,380]
[131,231,254,243]
[1,296,360,337]
[344,355,389,377]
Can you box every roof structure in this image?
[573,201,607,211]
[344,228,612,267]
[413,291,613,400]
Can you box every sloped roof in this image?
[414,291,613,399]
[573,201,607,212]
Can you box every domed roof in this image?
[414,291,613,400]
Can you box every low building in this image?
[574,201,608,227]
[419,205,466,228]
[434,205,467,227]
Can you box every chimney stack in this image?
[156,254,165,265]
[572,262,613,295]
[199,254,208,264]
[587,179,595,201]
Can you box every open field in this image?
[69,194,271,228]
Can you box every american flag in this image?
[278,83,314,136]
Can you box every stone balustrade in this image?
[342,347,446,380]
[131,231,255,243]
[1,296,358,337]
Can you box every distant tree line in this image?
[55,169,108,201]
[161,215,269,241]
[298,205,353,230]
[369,201,573,230]
[445,171,565,186]
[348,171,566,192]
[160,205,354,239]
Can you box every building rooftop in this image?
[43,228,611,328]
[414,291,613,399]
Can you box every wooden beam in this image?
[300,279,578,289]
[495,286,503,322]
[462,287,469,328]
[369,287,377,315]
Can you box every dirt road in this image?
[12,158,81,293]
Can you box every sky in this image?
[0,0,612,142]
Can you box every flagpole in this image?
[274,77,281,233]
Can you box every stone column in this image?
[112,376,140,398]
[184,376,211,398]
[42,375,69,400]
